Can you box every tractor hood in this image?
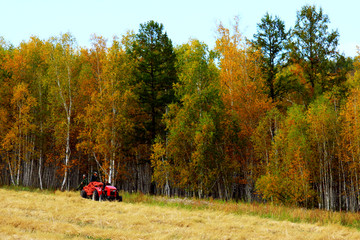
[105,185,116,191]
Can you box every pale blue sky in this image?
[1,0,358,57]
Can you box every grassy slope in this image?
[1,188,360,240]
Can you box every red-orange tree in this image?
[215,18,272,200]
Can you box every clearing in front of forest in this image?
[1,188,360,239]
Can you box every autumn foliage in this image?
[0,6,359,212]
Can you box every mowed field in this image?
[1,188,360,240]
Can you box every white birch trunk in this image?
[8,158,16,185]
[60,64,72,191]
[38,82,44,189]
[39,152,43,190]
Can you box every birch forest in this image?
[1,5,360,211]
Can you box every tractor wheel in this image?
[117,192,122,202]
[92,190,99,201]
[80,190,87,199]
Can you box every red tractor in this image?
[81,181,122,202]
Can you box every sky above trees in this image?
[1,0,358,57]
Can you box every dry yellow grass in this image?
[0,188,360,240]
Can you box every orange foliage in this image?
[215,19,272,190]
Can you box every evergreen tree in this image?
[290,5,339,91]
[252,13,289,101]
[128,20,177,143]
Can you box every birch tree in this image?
[47,33,78,191]
[77,36,136,185]
[216,18,272,201]
[2,83,36,185]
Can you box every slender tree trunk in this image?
[109,103,116,184]
[7,155,16,185]
[59,64,72,191]
[16,148,21,186]
[17,107,22,186]
[39,152,43,190]
[338,161,342,210]
[38,82,44,190]
[61,116,71,191]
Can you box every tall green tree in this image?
[128,20,177,143]
[152,39,221,197]
[252,13,289,101]
[290,5,339,92]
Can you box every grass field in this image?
[1,188,360,239]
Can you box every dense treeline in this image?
[0,5,359,211]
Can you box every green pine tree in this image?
[127,20,177,143]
